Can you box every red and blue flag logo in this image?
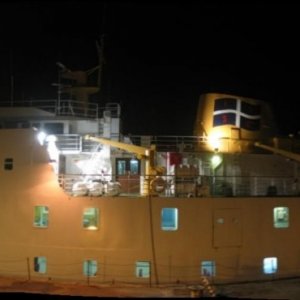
[213,98,260,131]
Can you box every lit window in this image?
[117,160,126,175]
[201,261,216,277]
[4,158,13,170]
[34,206,49,228]
[34,256,47,274]
[161,208,178,231]
[263,257,278,274]
[136,261,150,278]
[83,260,98,276]
[130,159,139,174]
[83,208,99,230]
[273,207,289,228]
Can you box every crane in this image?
[84,135,166,196]
[254,141,300,163]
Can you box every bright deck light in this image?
[208,132,221,152]
[37,131,47,145]
[211,154,222,169]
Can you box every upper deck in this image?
[0,99,120,120]
[1,97,300,199]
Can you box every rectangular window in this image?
[4,158,13,170]
[34,206,49,228]
[263,257,278,274]
[130,159,139,175]
[273,207,289,228]
[83,208,99,230]
[214,98,237,111]
[241,101,261,116]
[201,260,216,277]
[213,113,236,127]
[161,208,178,231]
[240,116,260,131]
[117,160,126,175]
[34,256,47,274]
[136,261,150,278]
[116,158,140,175]
[83,260,98,276]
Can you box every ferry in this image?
[0,62,300,297]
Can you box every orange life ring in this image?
[150,177,166,193]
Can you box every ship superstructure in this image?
[1,89,300,297]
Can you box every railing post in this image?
[80,135,83,152]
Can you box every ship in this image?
[1,60,300,298]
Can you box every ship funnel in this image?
[194,93,276,153]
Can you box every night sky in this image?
[0,1,299,136]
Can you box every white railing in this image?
[0,99,121,120]
[128,135,207,152]
[58,174,299,198]
[54,134,207,153]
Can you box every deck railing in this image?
[0,99,121,120]
[54,134,207,153]
[129,135,207,152]
[58,173,298,198]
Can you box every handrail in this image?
[58,173,298,198]
[0,99,121,120]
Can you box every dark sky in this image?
[0,1,299,136]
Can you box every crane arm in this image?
[85,135,166,196]
[85,135,154,160]
[254,142,300,163]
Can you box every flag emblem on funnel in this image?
[213,98,261,130]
